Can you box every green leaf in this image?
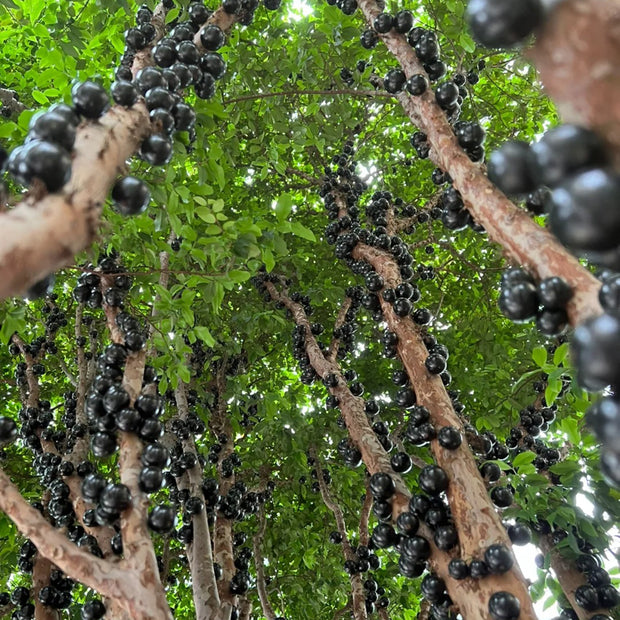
[532,346,547,367]
[195,326,216,347]
[553,342,569,366]
[561,418,581,445]
[512,451,536,469]
[263,248,275,272]
[275,193,294,223]
[290,221,316,242]
[228,269,251,283]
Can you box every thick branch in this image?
[0,103,150,299]
[352,241,537,620]
[355,0,602,326]
[539,536,596,620]
[530,1,620,166]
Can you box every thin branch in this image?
[223,88,395,106]
[253,506,277,620]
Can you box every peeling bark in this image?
[355,0,602,326]
[264,280,542,620]
[530,0,620,166]
[0,7,240,301]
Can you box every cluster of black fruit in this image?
[73,255,133,309]
[498,268,573,336]
[570,271,620,488]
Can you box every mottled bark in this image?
[530,0,620,166]
[0,6,238,301]
[539,536,596,620]
[0,87,26,116]
[355,0,602,326]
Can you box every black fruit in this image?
[484,544,514,574]
[466,0,543,48]
[72,81,110,119]
[537,277,573,310]
[425,353,446,375]
[529,124,608,188]
[490,486,513,508]
[148,504,176,533]
[369,472,395,501]
[487,141,536,196]
[573,313,620,391]
[549,168,620,252]
[488,591,521,620]
[200,24,225,50]
[437,426,461,450]
[499,281,539,322]
[384,69,406,94]
[112,176,151,216]
[418,465,448,496]
[448,558,469,580]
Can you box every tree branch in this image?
[355,0,602,326]
[253,506,277,620]
[0,87,26,116]
[175,382,222,620]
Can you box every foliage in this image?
[0,0,617,618]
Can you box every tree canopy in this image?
[0,0,617,619]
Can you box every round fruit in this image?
[488,591,521,620]
[200,24,225,50]
[418,465,448,496]
[573,313,620,391]
[112,176,151,216]
[384,69,406,94]
[487,141,536,196]
[490,486,514,508]
[369,472,395,500]
[21,140,72,191]
[549,168,620,252]
[437,426,462,450]
[148,504,176,533]
[406,71,427,93]
[425,353,446,375]
[466,0,543,48]
[529,124,608,188]
[28,111,76,151]
[72,81,110,119]
[537,277,573,310]
[507,523,531,546]
[448,558,469,580]
[140,134,173,165]
[484,544,514,574]
[499,281,539,322]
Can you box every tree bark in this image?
[530,0,620,167]
[352,241,538,620]
[263,280,544,620]
[355,0,603,326]
[539,536,597,620]
[175,382,223,620]
[254,507,277,620]
[313,452,367,620]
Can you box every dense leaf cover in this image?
[0,0,617,619]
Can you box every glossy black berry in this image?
[200,24,225,50]
[487,141,536,196]
[467,0,543,48]
[111,176,151,216]
[71,81,110,119]
[488,591,521,620]
[418,465,448,496]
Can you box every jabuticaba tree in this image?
[0,0,619,619]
